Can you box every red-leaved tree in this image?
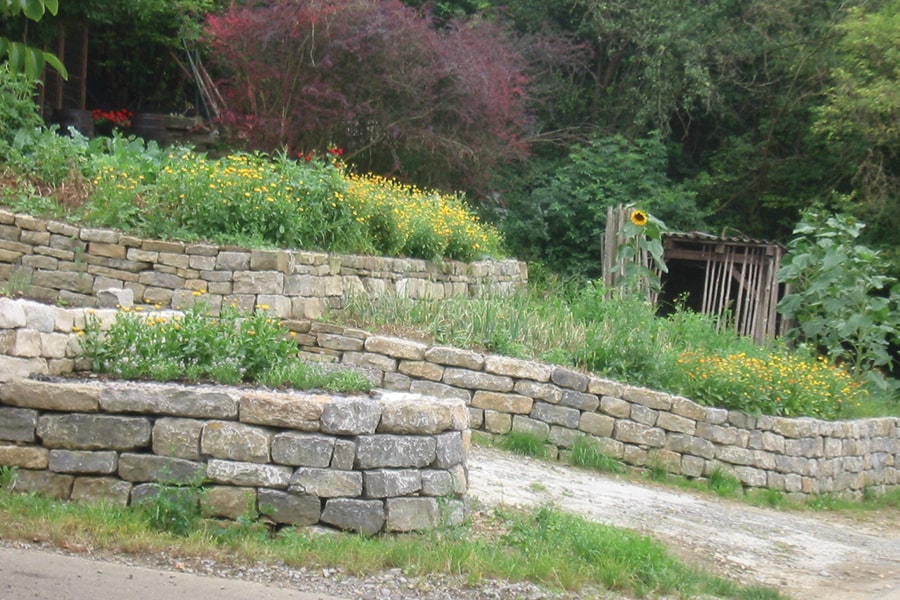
[205,0,530,191]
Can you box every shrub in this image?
[0,67,43,153]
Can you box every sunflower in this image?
[630,209,648,226]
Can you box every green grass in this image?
[567,435,626,474]
[497,430,549,458]
[0,488,785,600]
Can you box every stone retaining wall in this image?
[0,374,469,534]
[1,298,898,501]
[0,209,527,319]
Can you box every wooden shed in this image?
[658,232,788,343]
[601,206,788,344]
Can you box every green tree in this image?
[0,0,67,79]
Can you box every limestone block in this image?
[100,382,238,419]
[599,396,631,419]
[138,271,184,289]
[377,393,468,434]
[560,390,600,412]
[530,402,580,429]
[49,450,117,474]
[39,332,69,359]
[385,497,439,532]
[152,418,204,460]
[665,433,716,460]
[0,357,48,382]
[97,287,134,308]
[398,360,444,382]
[550,367,589,392]
[434,431,466,468]
[32,271,93,294]
[71,477,132,506]
[623,386,673,411]
[118,453,206,484]
[1,378,99,412]
[258,489,321,525]
[355,435,437,469]
[443,368,512,393]
[483,410,511,434]
[20,300,56,332]
[656,412,697,435]
[715,445,755,467]
[240,391,327,431]
[587,377,624,397]
[613,420,665,448]
[319,396,382,435]
[512,415,551,440]
[514,380,562,404]
[424,346,484,370]
[331,439,356,470]
[206,459,292,488]
[317,333,365,352]
[681,454,705,478]
[471,390,532,414]
[695,422,741,446]
[10,469,73,499]
[271,432,335,467]
[0,406,38,442]
[342,351,397,373]
[201,421,272,463]
[364,336,427,361]
[363,469,422,498]
[578,412,614,437]
[409,380,471,402]
[215,251,250,270]
[484,355,552,382]
[321,498,385,535]
[421,470,454,496]
[202,486,258,520]
[0,297,27,328]
[0,444,48,469]
[233,271,284,294]
[9,329,41,357]
[37,414,150,450]
[548,425,579,449]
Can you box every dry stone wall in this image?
[1,293,898,503]
[0,209,527,319]
[0,374,469,534]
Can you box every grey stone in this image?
[613,420,665,447]
[424,346,484,370]
[512,415,551,440]
[434,431,466,468]
[240,391,327,431]
[289,467,363,497]
[365,336,427,360]
[37,414,150,450]
[385,497,439,532]
[377,393,468,434]
[665,433,716,460]
[657,412,697,435]
[0,444,48,469]
[551,367,589,392]
[471,391,532,414]
[513,380,562,403]
[364,469,422,498]
[0,406,37,442]
[201,421,272,463]
[599,396,631,418]
[152,418,204,460]
[321,498,385,535]
[100,383,238,419]
[548,425,579,448]
[560,390,599,412]
[421,470,455,496]
[483,355,552,381]
[578,412,614,437]
[530,402,580,429]
[206,459,292,488]
[201,486,258,520]
[10,469,73,499]
[272,432,335,467]
[233,271,284,294]
[443,368,513,392]
[71,477,132,506]
[118,453,206,484]
[258,489,321,525]
[49,450,117,474]
[623,386,673,410]
[320,396,382,435]
[630,404,659,427]
[355,435,437,469]
[483,410,511,434]
[331,439,356,470]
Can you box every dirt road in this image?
[468,446,900,600]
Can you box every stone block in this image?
[443,369,513,393]
[319,396,382,435]
[100,382,239,419]
[0,357,48,382]
[355,435,436,469]
[365,336,427,360]
[513,380,562,404]
[548,425,579,448]
[331,439,356,470]
[0,297,27,328]
[378,393,468,434]
[71,477,132,506]
[578,412,614,437]
[152,418,204,460]
[1,378,99,412]
[37,414,150,450]
[258,489,321,525]
[49,450,117,474]
[240,391,328,431]
[342,352,397,373]
[483,356,552,381]
[512,415,551,440]
[424,346,484,370]
[530,402,580,429]
[695,422,741,446]
[471,391,532,414]
[0,406,37,442]
[271,432,335,467]
[233,271,284,294]
[623,387,672,410]
[656,412,696,435]
[434,431,466,468]
[317,333,365,352]
[206,459,292,488]
[421,470,455,496]
[118,453,206,484]
[201,421,272,463]
[321,498,385,535]
[613,420,665,447]
[681,454,705,478]
[559,390,599,412]
[364,469,422,498]
[630,404,659,426]
[202,486,258,520]
[10,469,73,499]
[385,497,439,532]
[665,433,716,460]
[550,367,589,392]
[599,396,631,419]
[0,444,48,469]
[484,410,511,434]
[398,360,444,382]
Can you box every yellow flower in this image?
[630,210,649,227]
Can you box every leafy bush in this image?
[0,67,43,153]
